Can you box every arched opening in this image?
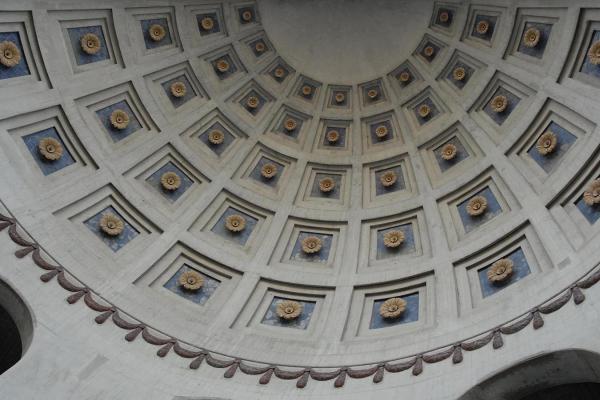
[0,279,33,375]
[459,350,600,400]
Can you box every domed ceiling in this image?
[1,0,600,398]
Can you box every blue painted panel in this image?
[375,223,416,260]
[250,38,268,57]
[517,22,552,59]
[471,15,497,41]
[478,248,531,297]
[161,75,196,108]
[198,122,234,156]
[581,30,600,79]
[212,54,237,79]
[145,161,194,203]
[22,127,75,176]
[527,122,576,174]
[84,206,139,252]
[249,156,284,188]
[297,82,316,100]
[67,25,109,66]
[164,264,220,305]
[369,119,394,144]
[369,292,419,329]
[414,97,439,125]
[96,100,142,142]
[291,231,333,263]
[421,41,440,62]
[140,18,172,50]
[240,90,266,116]
[261,297,315,330]
[322,126,346,148]
[310,173,342,200]
[375,165,405,195]
[434,137,470,172]
[329,90,349,106]
[483,87,521,126]
[457,187,503,234]
[211,207,258,246]
[436,8,454,27]
[0,32,30,80]
[363,83,383,104]
[238,6,257,24]
[196,13,220,36]
[446,62,474,89]
[395,68,414,87]
[576,190,600,225]
[278,115,303,139]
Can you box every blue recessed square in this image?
[0,32,30,80]
[421,42,440,61]
[576,188,600,225]
[436,9,453,27]
[278,115,303,138]
[161,75,196,108]
[140,18,172,50]
[198,122,234,155]
[146,162,194,203]
[458,187,503,233]
[478,248,531,297]
[250,39,268,57]
[375,166,405,195]
[67,25,109,66]
[527,122,576,174]
[211,207,258,246]
[323,126,346,148]
[291,231,333,263]
[310,173,342,200]
[447,62,474,89]
[240,90,265,116]
[581,30,600,79]
[196,13,220,36]
[22,127,75,176]
[369,120,394,144]
[369,293,419,329]
[96,100,142,142]
[249,156,284,188]
[471,15,497,41]
[261,297,315,330]
[483,87,521,126]
[164,264,220,305]
[84,206,139,252]
[270,64,289,83]
[414,97,439,125]
[212,54,237,79]
[238,7,257,25]
[434,137,469,172]
[517,22,552,59]
[376,223,416,260]
[298,83,316,100]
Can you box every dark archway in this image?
[458,350,600,400]
[519,382,600,400]
[0,279,33,376]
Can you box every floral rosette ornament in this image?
[110,109,130,130]
[379,297,407,319]
[367,88,379,99]
[522,27,541,48]
[284,118,297,132]
[440,143,457,160]
[583,179,600,207]
[380,171,397,187]
[225,214,246,233]
[476,20,490,34]
[588,41,600,65]
[301,236,322,254]
[276,300,303,320]
[423,46,434,57]
[418,104,431,118]
[241,10,253,22]
[334,92,346,103]
[208,129,225,145]
[318,177,335,193]
[149,24,166,42]
[274,67,286,78]
[487,258,514,283]
[178,270,204,291]
[254,41,266,53]
[439,11,450,23]
[375,125,388,139]
[301,85,313,96]
[160,172,181,191]
[0,41,21,68]
[260,163,278,179]
[383,230,405,248]
[467,195,488,216]
[38,137,63,161]
[452,66,466,81]
[170,81,187,98]
[490,95,508,113]
[398,71,411,82]
[246,96,259,109]
[99,213,124,237]
[216,59,230,73]
[536,131,558,156]
[326,129,340,144]
[200,16,214,31]
[80,33,101,55]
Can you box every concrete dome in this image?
[0,0,600,399]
